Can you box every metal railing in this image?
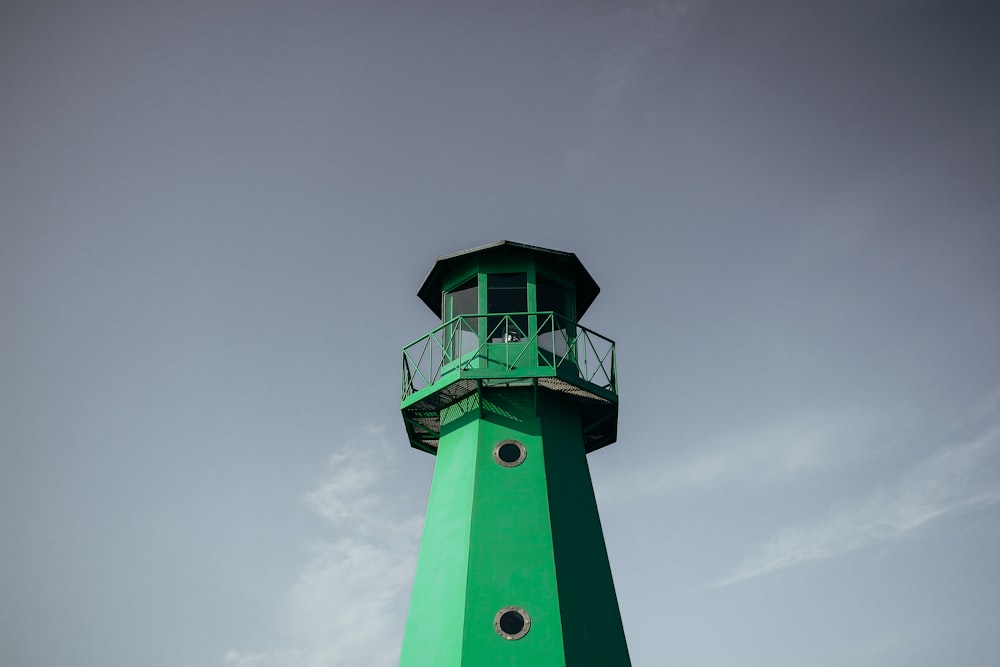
[401,312,616,399]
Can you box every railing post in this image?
[402,312,617,400]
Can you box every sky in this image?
[1,1,998,666]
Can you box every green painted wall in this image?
[397,414,477,666]
[540,391,630,665]
[399,387,630,666]
[460,388,566,666]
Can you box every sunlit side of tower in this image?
[398,241,630,666]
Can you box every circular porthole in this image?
[494,606,530,640]
[493,439,526,467]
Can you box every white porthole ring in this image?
[493,439,526,467]
[494,606,531,640]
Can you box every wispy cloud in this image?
[225,425,423,667]
[715,425,1000,587]
[602,408,884,501]
[587,0,707,120]
[566,0,709,176]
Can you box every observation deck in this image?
[401,310,618,454]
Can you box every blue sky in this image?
[2,1,998,666]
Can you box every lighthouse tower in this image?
[398,241,630,666]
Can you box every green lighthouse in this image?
[398,241,630,666]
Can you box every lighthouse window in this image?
[536,279,569,318]
[493,439,526,467]
[536,278,571,358]
[494,606,530,640]
[443,277,480,359]
[445,277,479,320]
[487,273,527,341]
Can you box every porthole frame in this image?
[494,606,531,640]
[493,439,527,468]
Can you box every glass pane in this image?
[446,277,478,320]
[536,279,568,317]
[445,277,479,363]
[499,611,525,635]
[487,273,527,311]
[538,279,571,355]
[487,273,527,341]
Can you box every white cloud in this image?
[715,425,1000,587]
[603,408,884,501]
[225,425,424,667]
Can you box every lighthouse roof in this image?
[417,240,601,318]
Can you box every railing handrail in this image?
[401,311,617,400]
[402,311,616,349]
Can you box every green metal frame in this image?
[400,312,618,456]
[402,312,617,400]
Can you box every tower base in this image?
[399,387,631,666]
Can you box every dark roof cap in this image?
[417,240,601,318]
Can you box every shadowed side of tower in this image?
[398,242,630,666]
